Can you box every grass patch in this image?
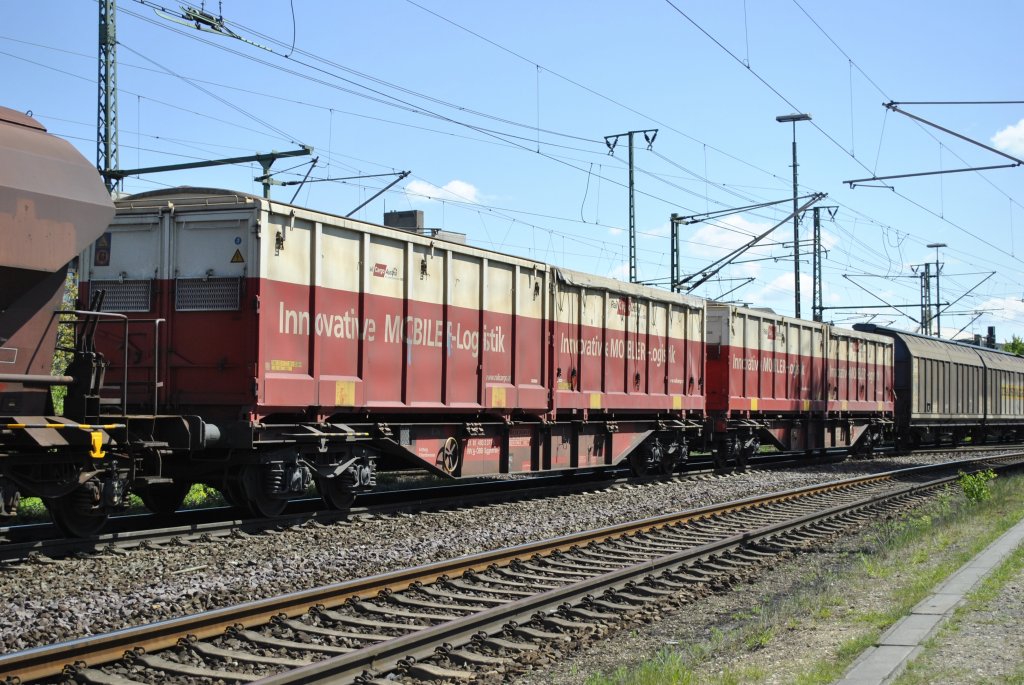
[13,483,228,524]
[588,648,767,685]
[581,474,1024,685]
[893,524,1024,684]
[183,483,226,508]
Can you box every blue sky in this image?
[7,1,1024,341]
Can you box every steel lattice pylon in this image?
[98,0,118,193]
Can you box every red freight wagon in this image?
[80,189,706,515]
[547,268,706,472]
[705,303,893,467]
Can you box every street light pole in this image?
[927,242,947,337]
[777,113,811,319]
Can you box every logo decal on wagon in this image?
[371,263,400,279]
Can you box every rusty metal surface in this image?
[0,107,114,411]
[0,106,114,274]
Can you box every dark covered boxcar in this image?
[856,325,1024,446]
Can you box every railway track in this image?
[4,454,1021,684]
[0,445,1013,564]
[0,447,824,564]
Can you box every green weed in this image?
[958,469,997,503]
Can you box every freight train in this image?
[3,108,1024,536]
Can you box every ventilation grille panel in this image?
[175,277,241,311]
[91,279,152,313]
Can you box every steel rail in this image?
[0,454,1018,683]
[1,441,1005,555]
[259,470,956,683]
[0,468,657,561]
[0,450,781,560]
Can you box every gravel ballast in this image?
[0,451,1009,655]
[515,469,1024,685]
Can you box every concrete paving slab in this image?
[836,645,916,684]
[934,567,989,595]
[912,592,961,615]
[878,612,943,646]
[832,512,1024,685]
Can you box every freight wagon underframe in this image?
[173,410,706,502]
[712,411,893,469]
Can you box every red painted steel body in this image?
[706,303,893,451]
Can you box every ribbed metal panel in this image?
[175,277,240,311]
[92,279,152,312]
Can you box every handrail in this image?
[54,311,165,417]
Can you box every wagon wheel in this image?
[439,437,461,475]
[139,481,190,515]
[713,439,732,474]
[220,468,247,509]
[658,450,675,476]
[644,441,674,477]
[736,438,758,473]
[318,476,356,511]
[242,464,288,518]
[46,486,108,538]
[628,445,650,477]
[664,441,688,476]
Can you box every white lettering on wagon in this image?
[557,334,675,366]
[279,303,377,340]
[277,303,509,359]
[381,315,506,359]
[731,356,806,376]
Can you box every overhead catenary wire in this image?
[19,5,1024,331]
[0,27,910,282]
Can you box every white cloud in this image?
[639,222,670,240]
[608,226,624,237]
[991,119,1024,156]
[967,296,1024,340]
[606,261,630,280]
[405,179,480,204]
[681,215,782,280]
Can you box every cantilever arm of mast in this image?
[885,102,1024,166]
[105,147,313,181]
[845,163,1019,188]
[677,193,825,292]
[671,196,802,225]
[844,102,1024,187]
[841,274,922,324]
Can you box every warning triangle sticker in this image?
[230,249,245,263]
